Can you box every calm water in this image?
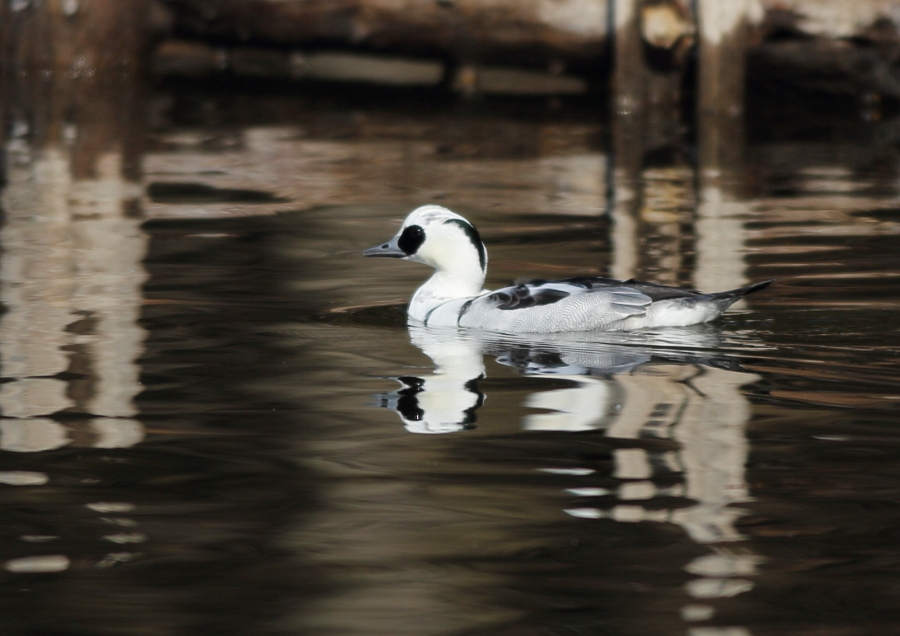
[2,80,900,635]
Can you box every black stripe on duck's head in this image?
[364,205,488,275]
[442,218,486,272]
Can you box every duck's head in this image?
[364,205,487,281]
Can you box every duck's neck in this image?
[409,265,486,319]
[418,266,486,300]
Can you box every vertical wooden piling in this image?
[693,0,763,295]
[609,0,643,280]
[612,0,647,178]
[4,0,151,74]
[610,0,694,282]
[696,0,762,185]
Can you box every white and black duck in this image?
[364,205,773,333]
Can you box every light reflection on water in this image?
[1,78,900,635]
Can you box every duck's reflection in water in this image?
[376,324,763,633]
[377,328,487,434]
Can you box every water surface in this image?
[1,81,900,635]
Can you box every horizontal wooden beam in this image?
[159,0,610,70]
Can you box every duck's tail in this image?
[705,279,775,309]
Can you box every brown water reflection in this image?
[1,77,900,635]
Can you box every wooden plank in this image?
[158,0,610,69]
[151,0,900,101]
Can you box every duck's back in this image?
[452,277,772,333]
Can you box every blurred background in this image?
[2,2,900,636]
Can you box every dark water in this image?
[2,81,900,635]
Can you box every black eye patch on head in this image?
[398,224,426,255]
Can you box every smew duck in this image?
[363,205,772,333]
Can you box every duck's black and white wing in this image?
[458,279,652,333]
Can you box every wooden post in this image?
[696,0,762,186]
[610,0,694,282]
[694,0,763,295]
[609,0,643,281]
[3,0,151,74]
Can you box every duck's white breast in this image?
[413,297,480,327]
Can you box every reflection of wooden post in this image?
[586,363,758,545]
[0,74,148,450]
[694,190,751,294]
[670,367,758,544]
[0,1,150,451]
